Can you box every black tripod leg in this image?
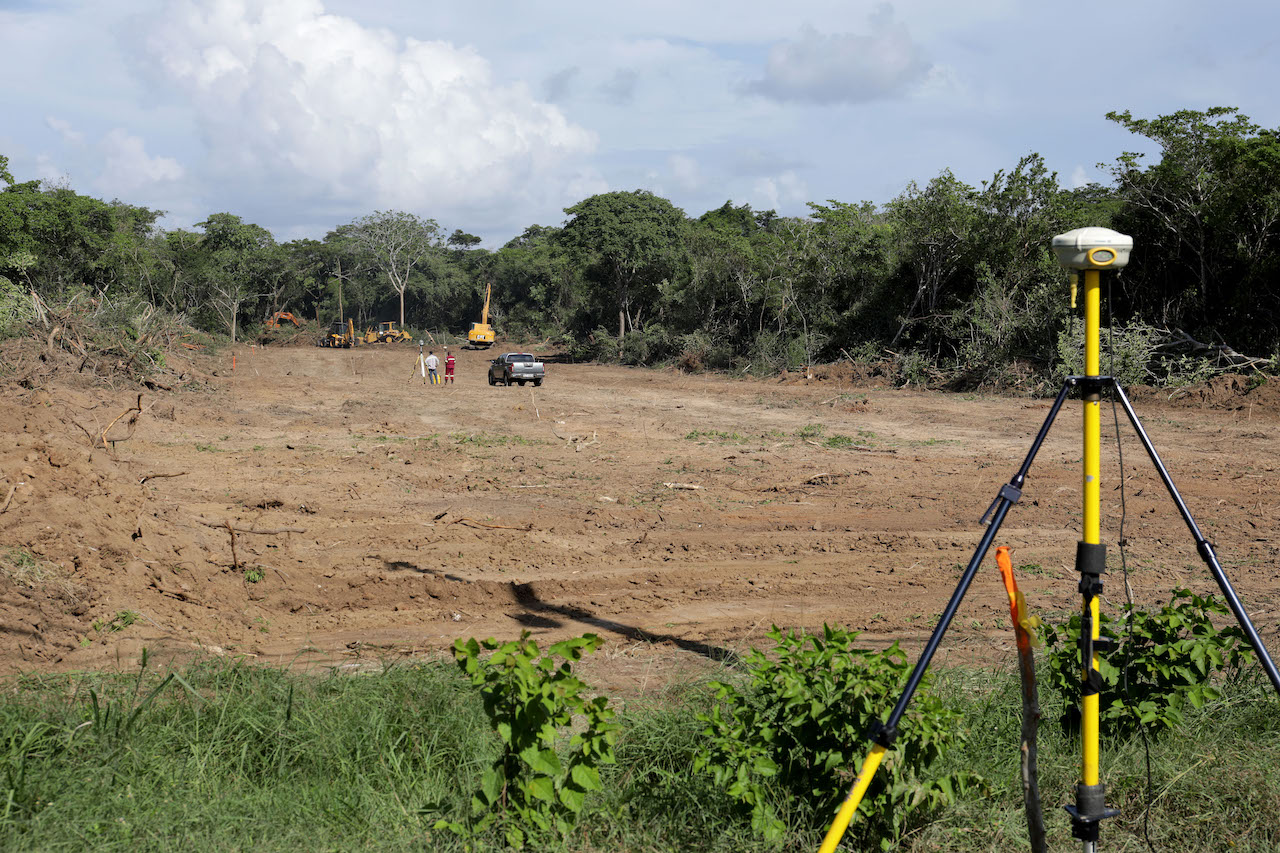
[1112,383,1280,696]
[875,381,1073,744]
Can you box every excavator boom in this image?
[467,282,495,348]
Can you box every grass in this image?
[0,655,1275,851]
[451,431,545,447]
[0,548,81,600]
[683,429,746,443]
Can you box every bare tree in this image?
[346,211,441,326]
[209,276,260,343]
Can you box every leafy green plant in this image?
[693,624,981,847]
[91,611,138,635]
[824,431,875,450]
[1043,588,1251,737]
[0,275,35,338]
[440,632,618,848]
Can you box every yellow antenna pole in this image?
[1081,265,1102,791]
[1055,235,1129,852]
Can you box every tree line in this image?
[3,107,1278,386]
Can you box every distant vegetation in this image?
[3,107,1279,388]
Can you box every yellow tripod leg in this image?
[817,744,886,853]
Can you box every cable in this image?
[1107,275,1157,853]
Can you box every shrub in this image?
[568,326,619,363]
[439,632,618,849]
[1043,588,1251,737]
[693,624,981,847]
[0,275,35,338]
[620,325,676,365]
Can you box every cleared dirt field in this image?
[3,340,1279,692]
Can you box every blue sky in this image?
[1,0,1277,246]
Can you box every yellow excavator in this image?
[319,318,360,348]
[363,321,413,344]
[467,282,495,348]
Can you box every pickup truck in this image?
[488,352,545,386]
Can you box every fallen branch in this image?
[196,518,305,571]
[1164,328,1271,370]
[195,519,306,535]
[140,471,189,485]
[448,517,533,531]
[663,482,704,490]
[0,484,17,515]
[101,393,144,449]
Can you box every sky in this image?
[1,0,1277,247]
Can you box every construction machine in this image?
[318,318,360,348]
[265,311,302,329]
[467,282,495,348]
[363,321,413,344]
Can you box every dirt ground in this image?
[3,339,1279,694]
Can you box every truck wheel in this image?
[518,380,526,386]
[533,379,542,387]
[488,374,495,385]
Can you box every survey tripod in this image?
[818,229,1280,853]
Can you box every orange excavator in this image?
[265,311,301,329]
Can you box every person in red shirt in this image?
[444,348,456,384]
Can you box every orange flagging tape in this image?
[995,546,1040,650]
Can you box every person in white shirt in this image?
[425,351,440,384]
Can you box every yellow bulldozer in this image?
[467,282,495,348]
[318,318,360,348]
[363,321,413,344]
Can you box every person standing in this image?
[444,348,456,384]
[426,350,440,385]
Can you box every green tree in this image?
[885,171,979,351]
[559,190,688,355]
[195,213,277,341]
[1106,107,1280,348]
[489,225,579,339]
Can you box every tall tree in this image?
[885,171,979,350]
[195,213,276,342]
[1106,107,1280,347]
[559,190,688,352]
[346,211,441,327]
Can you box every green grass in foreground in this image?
[0,654,1276,851]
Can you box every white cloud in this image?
[136,0,595,214]
[747,8,932,104]
[45,117,85,147]
[34,154,67,187]
[668,154,701,192]
[95,128,185,196]
[751,170,808,210]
